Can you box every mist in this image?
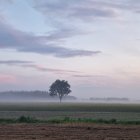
[0,91,139,104]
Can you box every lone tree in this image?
[49,79,71,102]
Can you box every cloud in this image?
[0,60,79,74]
[22,64,78,74]
[33,0,140,24]
[55,50,101,58]
[33,0,119,22]
[108,0,140,14]
[0,60,32,65]
[72,74,105,78]
[0,19,101,58]
[44,27,84,41]
[0,74,16,83]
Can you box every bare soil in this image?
[0,123,139,140]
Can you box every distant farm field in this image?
[0,102,140,121]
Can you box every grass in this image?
[0,116,140,125]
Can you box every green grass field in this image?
[0,102,139,122]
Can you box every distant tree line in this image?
[0,80,73,102]
[89,97,129,101]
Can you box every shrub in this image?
[17,116,36,123]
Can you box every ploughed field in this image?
[0,123,140,140]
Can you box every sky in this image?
[0,0,140,99]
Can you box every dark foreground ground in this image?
[0,123,140,140]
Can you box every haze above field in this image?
[0,0,140,99]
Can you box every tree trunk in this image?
[59,94,62,103]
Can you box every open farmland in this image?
[0,102,139,121]
[0,102,139,139]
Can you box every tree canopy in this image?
[49,79,71,102]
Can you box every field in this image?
[0,123,140,140]
[0,102,140,139]
[0,102,140,121]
